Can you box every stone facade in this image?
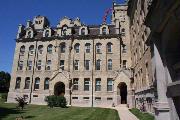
[7,5,134,107]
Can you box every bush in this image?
[130,108,154,120]
[45,95,67,108]
[15,96,28,110]
[0,93,7,101]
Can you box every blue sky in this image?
[0,0,125,73]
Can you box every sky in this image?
[0,0,125,73]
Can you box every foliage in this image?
[130,108,155,120]
[45,95,67,108]
[0,93,8,101]
[0,71,11,92]
[15,96,28,110]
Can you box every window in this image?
[107,98,113,100]
[81,28,86,35]
[29,45,34,55]
[74,43,80,53]
[37,60,42,70]
[107,78,113,91]
[60,43,66,53]
[84,78,90,91]
[73,78,78,90]
[46,60,51,70]
[102,27,107,35]
[121,28,125,36]
[122,45,127,53]
[83,97,89,100]
[95,97,101,100]
[85,43,91,53]
[47,44,53,54]
[44,78,49,90]
[96,59,101,70]
[62,25,68,36]
[145,63,149,84]
[27,31,32,38]
[24,77,30,89]
[27,60,32,70]
[123,60,127,69]
[15,77,21,89]
[34,77,40,90]
[74,60,79,70]
[108,59,112,70]
[60,60,65,70]
[85,60,90,70]
[20,46,25,55]
[95,78,101,91]
[96,43,102,53]
[18,61,23,70]
[45,30,49,37]
[38,45,43,54]
[107,43,112,53]
[72,97,78,99]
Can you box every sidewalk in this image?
[114,105,139,120]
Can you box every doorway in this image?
[54,82,65,96]
[118,82,127,104]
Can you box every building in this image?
[7,4,134,107]
[128,0,180,120]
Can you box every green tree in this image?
[0,71,11,92]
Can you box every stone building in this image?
[128,0,180,120]
[7,4,134,107]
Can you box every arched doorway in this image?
[118,82,127,104]
[54,82,65,96]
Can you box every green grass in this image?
[0,99,119,120]
[129,108,154,120]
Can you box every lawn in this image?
[129,108,154,120]
[0,99,120,120]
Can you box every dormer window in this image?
[62,25,68,36]
[27,31,32,38]
[45,30,49,37]
[102,27,107,35]
[81,28,86,35]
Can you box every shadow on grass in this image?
[0,107,24,119]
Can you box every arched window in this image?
[85,43,91,53]
[20,46,25,55]
[34,77,40,90]
[62,25,68,36]
[15,77,21,89]
[24,77,30,89]
[44,78,50,90]
[74,43,80,53]
[46,60,51,70]
[102,27,107,35]
[121,28,125,36]
[45,30,50,37]
[38,45,43,54]
[81,28,86,35]
[122,44,127,53]
[96,43,102,53]
[47,44,53,54]
[107,43,112,53]
[108,59,112,70]
[18,61,23,70]
[60,43,66,53]
[96,59,101,70]
[29,45,34,55]
[27,31,32,38]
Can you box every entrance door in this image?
[118,82,127,104]
[54,82,65,96]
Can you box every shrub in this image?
[45,95,67,108]
[1,93,8,100]
[15,96,28,110]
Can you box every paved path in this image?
[114,105,139,120]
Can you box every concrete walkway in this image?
[114,105,139,120]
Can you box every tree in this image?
[0,71,11,92]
